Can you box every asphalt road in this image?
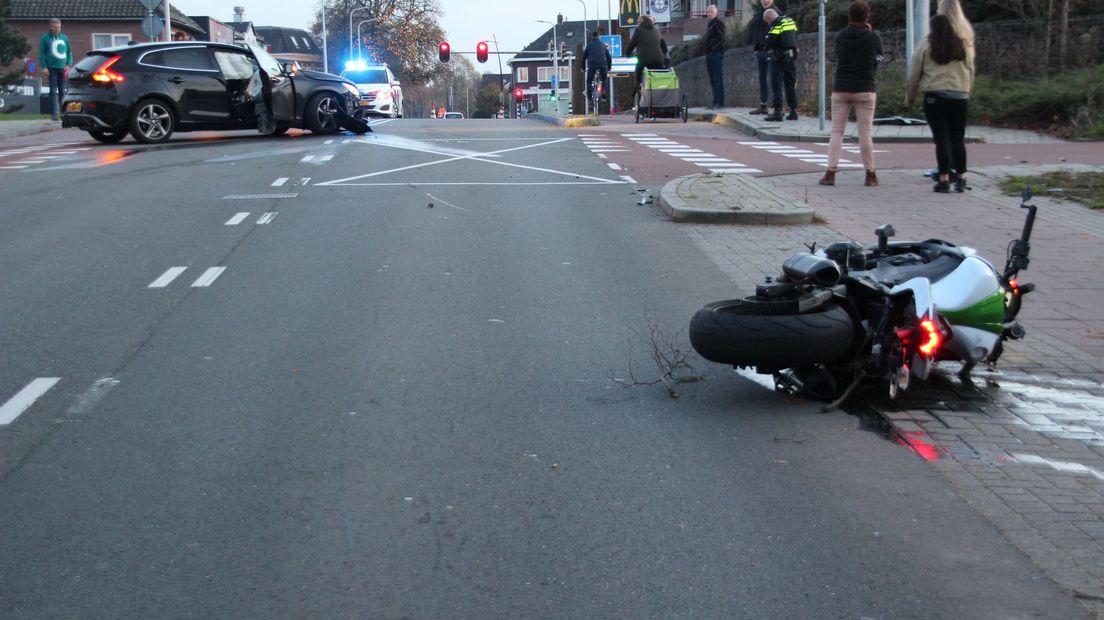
[0,120,1089,618]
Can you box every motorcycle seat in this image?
[853,253,963,287]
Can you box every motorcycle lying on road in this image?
[689,188,1038,406]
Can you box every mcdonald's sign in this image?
[619,0,641,27]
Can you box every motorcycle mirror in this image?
[1022,186,1033,203]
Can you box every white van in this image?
[341,63,403,118]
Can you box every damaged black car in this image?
[61,41,369,144]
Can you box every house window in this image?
[537,66,570,84]
[92,33,131,49]
[516,66,528,83]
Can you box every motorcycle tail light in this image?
[92,56,125,83]
[1009,278,1020,294]
[919,319,941,356]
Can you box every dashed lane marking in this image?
[0,378,60,426]
[222,193,299,200]
[225,212,250,226]
[149,267,188,288]
[607,163,622,170]
[300,155,315,162]
[620,175,637,183]
[190,267,227,288]
[271,177,289,187]
[256,212,278,225]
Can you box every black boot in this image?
[786,108,798,121]
[763,108,783,122]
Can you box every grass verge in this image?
[0,113,52,121]
[1000,171,1104,210]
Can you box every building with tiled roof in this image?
[254,26,322,70]
[6,0,206,70]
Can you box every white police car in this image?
[341,61,403,118]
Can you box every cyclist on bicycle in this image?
[625,15,669,90]
[583,31,612,101]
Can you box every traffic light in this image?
[514,88,524,103]
[476,41,489,63]
[550,91,557,102]
[438,41,450,63]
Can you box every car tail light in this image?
[92,56,125,83]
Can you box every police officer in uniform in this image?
[763,8,799,121]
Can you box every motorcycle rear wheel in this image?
[689,299,854,370]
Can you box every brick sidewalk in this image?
[680,166,1104,616]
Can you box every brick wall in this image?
[3,19,187,77]
[674,15,1104,109]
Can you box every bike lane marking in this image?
[0,378,61,426]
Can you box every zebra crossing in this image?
[0,142,91,170]
[578,133,761,175]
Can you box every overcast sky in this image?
[173,0,619,67]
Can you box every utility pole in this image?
[163,0,171,41]
[321,1,328,73]
[818,0,825,130]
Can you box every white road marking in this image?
[67,377,120,415]
[597,153,608,159]
[0,378,61,425]
[149,266,188,288]
[300,155,315,162]
[588,148,630,152]
[426,193,470,213]
[0,165,28,170]
[299,177,311,186]
[709,168,761,174]
[320,154,335,162]
[607,163,622,170]
[271,177,289,187]
[256,212,278,224]
[321,137,622,186]
[694,161,737,166]
[780,152,818,158]
[1014,453,1104,481]
[619,175,637,183]
[620,133,658,136]
[739,141,778,145]
[324,139,335,144]
[222,193,299,200]
[225,212,250,226]
[703,162,755,167]
[820,163,865,168]
[191,266,227,287]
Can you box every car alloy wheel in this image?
[309,94,339,133]
[131,99,174,143]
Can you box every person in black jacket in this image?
[583,31,612,101]
[820,0,884,187]
[625,14,669,89]
[748,0,783,114]
[704,5,726,109]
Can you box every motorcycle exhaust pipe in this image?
[782,254,842,287]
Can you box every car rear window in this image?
[74,54,111,73]
[148,48,215,71]
[343,69,389,84]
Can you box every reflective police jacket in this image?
[766,16,798,53]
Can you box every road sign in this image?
[599,35,622,58]
[550,75,558,88]
[609,56,638,75]
[139,0,160,10]
[141,14,164,39]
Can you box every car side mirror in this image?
[281,61,300,74]
[391,80,401,86]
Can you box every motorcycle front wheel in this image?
[689,299,855,370]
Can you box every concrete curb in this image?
[525,112,598,128]
[688,109,983,144]
[0,119,61,141]
[658,172,817,225]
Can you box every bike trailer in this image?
[639,69,681,108]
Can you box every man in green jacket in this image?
[39,18,73,120]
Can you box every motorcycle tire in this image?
[689,299,854,370]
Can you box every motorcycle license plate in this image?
[65,101,82,113]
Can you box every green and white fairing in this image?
[931,251,1006,363]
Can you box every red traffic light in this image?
[514,88,524,103]
[476,41,489,63]
[438,41,450,63]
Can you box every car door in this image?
[246,44,296,122]
[212,49,262,125]
[140,47,228,123]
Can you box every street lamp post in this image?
[321,1,328,73]
[349,6,373,58]
[575,0,587,39]
[356,18,379,60]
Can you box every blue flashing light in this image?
[344,60,369,71]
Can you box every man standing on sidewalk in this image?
[704,5,726,109]
[748,0,782,115]
[763,8,799,122]
[38,18,72,121]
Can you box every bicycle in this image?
[589,78,603,119]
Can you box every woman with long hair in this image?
[820,0,883,187]
[938,0,975,47]
[907,13,975,192]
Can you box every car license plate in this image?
[357,100,371,107]
[65,101,82,113]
